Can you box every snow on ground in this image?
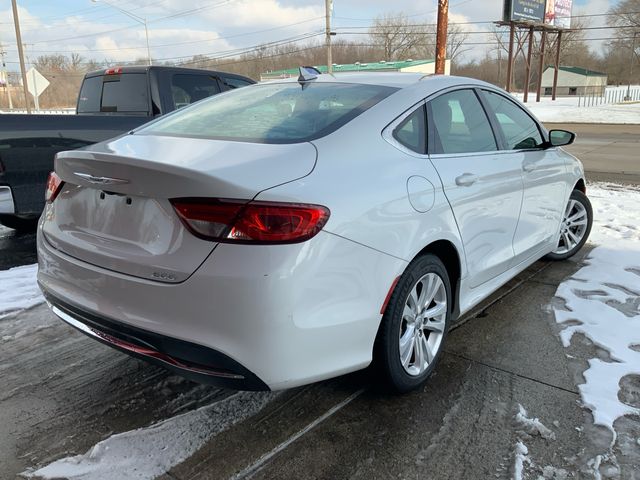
[553,183,640,439]
[23,391,278,480]
[514,404,556,441]
[512,88,640,124]
[0,263,43,320]
[513,441,530,480]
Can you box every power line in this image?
[0,0,167,25]
[4,0,238,46]
[14,17,324,54]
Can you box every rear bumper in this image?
[37,224,406,390]
[0,186,15,214]
[42,289,270,390]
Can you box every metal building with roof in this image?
[261,59,451,81]
[541,66,608,96]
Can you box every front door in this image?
[427,89,524,289]
[478,89,567,262]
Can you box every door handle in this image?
[455,173,478,187]
[522,160,538,172]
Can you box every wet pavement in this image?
[2,242,638,479]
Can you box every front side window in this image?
[429,89,497,154]
[481,90,544,150]
[393,105,426,154]
[139,82,397,144]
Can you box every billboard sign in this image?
[503,0,546,24]
[545,0,573,28]
[503,0,572,28]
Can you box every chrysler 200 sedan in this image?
[37,71,592,392]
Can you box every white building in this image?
[541,66,608,96]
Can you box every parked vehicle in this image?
[0,66,254,231]
[37,72,592,392]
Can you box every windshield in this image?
[137,82,397,143]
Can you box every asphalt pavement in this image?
[1,129,639,479]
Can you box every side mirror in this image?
[548,129,575,148]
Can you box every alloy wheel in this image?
[553,198,589,255]
[399,272,447,376]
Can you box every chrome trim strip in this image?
[0,186,15,215]
[51,305,244,380]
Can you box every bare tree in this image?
[369,12,423,61]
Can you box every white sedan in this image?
[37,71,592,392]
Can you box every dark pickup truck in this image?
[0,65,254,230]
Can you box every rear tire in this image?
[0,215,39,232]
[545,189,592,261]
[374,254,451,393]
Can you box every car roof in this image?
[260,72,490,90]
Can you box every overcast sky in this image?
[0,0,620,70]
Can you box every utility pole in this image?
[11,0,30,113]
[325,0,333,73]
[435,0,449,75]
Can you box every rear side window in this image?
[393,105,426,154]
[220,76,253,89]
[481,90,544,150]
[429,89,497,154]
[170,74,221,109]
[78,73,149,113]
[139,82,397,144]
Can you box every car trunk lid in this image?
[42,134,317,282]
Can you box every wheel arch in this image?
[574,178,586,194]
[414,240,462,317]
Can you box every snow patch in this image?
[513,441,530,480]
[23,391,278,480]
[0,264,43,319]
[515,405,556,441]
[553,184,640,438]
[512,89,640,124]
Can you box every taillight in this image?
[45,172,64,203]
[171,198,330,244]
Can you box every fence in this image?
[578,87,640,107]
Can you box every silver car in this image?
[37,72,592,392]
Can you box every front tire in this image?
[374,254,452,393]
[545,189,592,261]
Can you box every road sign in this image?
[25,67,49,97]
[25,67,49,111]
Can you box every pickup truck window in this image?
[220,76,254,90]
[170,74,221,109]
[102,74,148,113]
[77,76,102,113]
[78,73,148,113]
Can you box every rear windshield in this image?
[77,73,149,114]
[137,82,397,143]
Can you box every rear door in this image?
[427,88,524,288]
[478,89,567,262]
